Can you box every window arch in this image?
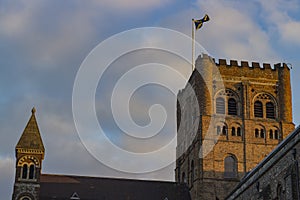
[228,98,237,115]
[224,155,237,178]
[253,93,277,119]
[215,89,240,116]
[269,128,280,140]
[230,125,242,137]
[254,101,263,118]
[216,123,227,137]
[216,97,225,114]
[255,126,266,139]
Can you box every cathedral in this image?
[12,54,299,200]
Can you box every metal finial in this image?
[31,107,36,114]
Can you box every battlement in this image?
[197,54,291,71]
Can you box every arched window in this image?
[231,127,236,136]
[222,126,227,136]
[22,164,28,179]
[269,130,273,139]
[216,97,225,114]
[254,101,263,118]
[29,164,35,179]
[237,127,241,136]
[182,172,186,183]
[255,129,259,138]
[224,155,237,178]
[260,129,265,138]
[228,98,237,115]
[191,160,195,184]
[266,102,275,119]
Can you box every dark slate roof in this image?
[16,108,45,151]
[40,174,191,200]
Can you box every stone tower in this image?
[12,108,45,200]
[175,54,295,200]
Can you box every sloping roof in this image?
[16,108,45,151]
[40,174,191,200]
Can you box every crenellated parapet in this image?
[196,54,291,71]
[215,58,290,71]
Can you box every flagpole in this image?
[192,19,195,71]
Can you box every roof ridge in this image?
[41,173,179,184]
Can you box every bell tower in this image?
[175,55,295,200]
[12,108,45,200]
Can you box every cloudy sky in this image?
[1,0,300,199]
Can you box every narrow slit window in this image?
[255,129,259,138]
[22,164,28,179]
[274,130,279,139]
[231,127,236,136]
[222,126,227,136]
[29,164,35,179]
[237,127,241,136]
[269,130,273,139]
[260,129,265,138]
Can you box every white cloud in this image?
[258,0,300,45]
[159,0,278,62]
[280,21,300,44]
[193,0,278,62]
[0,1,97,68]
[0,0,38,36]
[92,0,171,11]
[0,157,14,199]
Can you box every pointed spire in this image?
[16,107,45,153]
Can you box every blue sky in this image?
[1,0,300,199]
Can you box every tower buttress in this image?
[277,64,293,122]
[195,54,214,115]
